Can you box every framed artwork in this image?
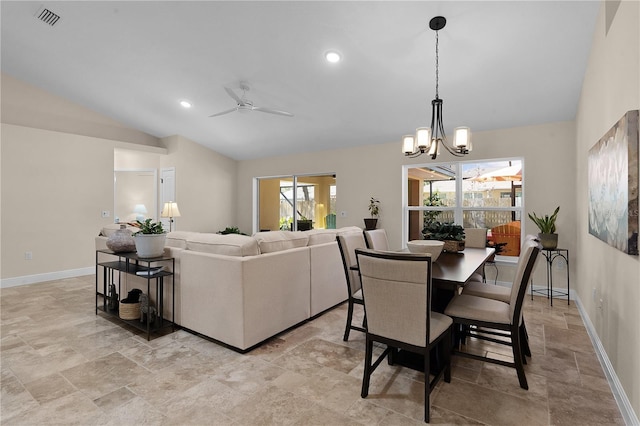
[588,109,639,255]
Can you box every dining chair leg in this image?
[443,329,452,383]
[520,322,531,357]
[361,337,373,398]
[423,344,431,423]
[511,324,529,390]
[343,299,354,341]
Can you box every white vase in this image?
[134,233,167,258]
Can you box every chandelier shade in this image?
[402,16,471,159]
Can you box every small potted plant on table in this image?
[528,206,560,249]
[133,219,166,258]
[364,197,380,230]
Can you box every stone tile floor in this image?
[1,275,624,425]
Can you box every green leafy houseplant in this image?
[133,219,166,258]
[133,218,165,235]
[217,226,247,235]
[368,197,380,218]
[422,221,465,241]
[365,197,380,230]
[528,206,559,234]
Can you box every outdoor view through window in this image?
[258,174,336,232]
[406,159,523,257]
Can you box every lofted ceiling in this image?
[1,1,599,161]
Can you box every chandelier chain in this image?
[435,30,439,99]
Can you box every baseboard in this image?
[574,295,640,425]
[0,267,93,288]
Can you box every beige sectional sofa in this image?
[96,225,360,352]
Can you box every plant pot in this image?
[442,240,465,252]
[538,233,558,250]
[364,218,378,230]
[297,220,313,231]
[134,233,167,258]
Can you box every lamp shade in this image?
[402,135,415,154]
[415,127,431,151]
[161,202,181,218]
[133,204,147,221]
[453,127,471,150]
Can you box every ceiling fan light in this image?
[179,100,192,108]
[402,135,416,154]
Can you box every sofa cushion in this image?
[253,231,309,253]
[166,231,200,249]
[336,226,363,235]
[186,233,259,256]
[306,229,339,246]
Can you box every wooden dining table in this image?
[430,247,496,312]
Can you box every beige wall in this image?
[237,120,577,287]
[160,135,238,233]
[576,0,640,415]
[1,124,119,278]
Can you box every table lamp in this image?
[133,204,147,222]
[161,201,181,232]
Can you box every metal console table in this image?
[530,248,570,306]
[96,249,175,340]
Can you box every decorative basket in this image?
[119,302,140,320]
[442,240,465,252]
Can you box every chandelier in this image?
[402,16,471,159]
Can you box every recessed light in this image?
[179,100,192,108]
[325,51,341,63]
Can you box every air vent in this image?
[34,6,61,26]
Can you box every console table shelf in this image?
[95,250,175,340]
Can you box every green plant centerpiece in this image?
[217,226,247,235]
[528,206,560,249]
[364,197,380,230]
[133,219,167,258]
[422,221,466,252]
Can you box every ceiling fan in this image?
[209,83,294,118]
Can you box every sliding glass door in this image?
[257,174,336,232]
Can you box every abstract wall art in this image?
[588,109,639,255]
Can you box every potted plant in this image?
[297,215,313,231]
[364,197,380,230]
[422,221,466,252]
[133,219,166,258]
[528,206,560,249]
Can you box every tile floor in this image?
[1,275,624,425]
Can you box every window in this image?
[403,159,523,259]
[256,174,336,232]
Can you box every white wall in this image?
[575,0,640,416]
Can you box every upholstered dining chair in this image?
[336,232,368,341]
[355,248,452,423]
[363,228,390,251]
[462,235,542,358]
[445,239,540,389]
[464,228,488,282]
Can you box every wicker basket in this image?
[443,240,465,252]
[119,302,140,320]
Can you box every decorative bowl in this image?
[406,240,445,261]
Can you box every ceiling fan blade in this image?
[224,87,243,104]
[253,106,294,117]
[208,107,237,118]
